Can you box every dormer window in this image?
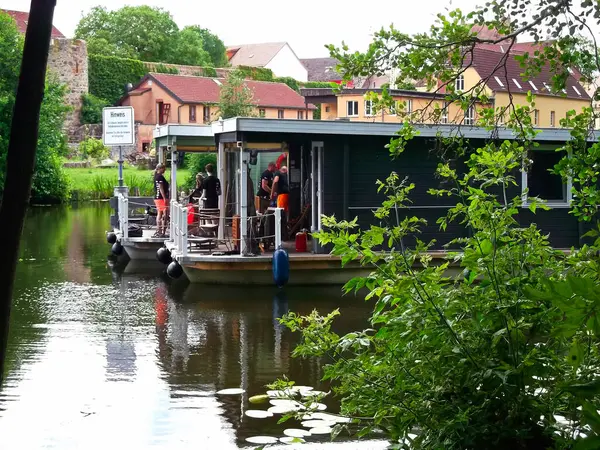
[455,74,465,91]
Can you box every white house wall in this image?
[266,44,308,82]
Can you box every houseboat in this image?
[140,118,595,285]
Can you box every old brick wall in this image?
[142,61,229,78]
[47,38,89,142]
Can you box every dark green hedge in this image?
[89,54,147,105]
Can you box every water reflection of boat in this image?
[168,283,348,308]
[152,280,369,443]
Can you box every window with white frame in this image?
[533,109,539,126]
[550,110,556,127]
[406,99,413,114]
[464,105,475,125]
[277,109,284,119]
[347,101,358,117]
[364,100,374,116]
[522,148,571,205]
[389,101,397,115]
[297,110,304,120]
[455,74,465,91]
[441,102,448,124]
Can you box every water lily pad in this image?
[245,436,278,444]
[245,410,273,419]
[284,428,312,438]
[301,390,327,398]
[270,399,301,408]
[309,426,332,435]
[301,419,336,428]
[310,412,350,423]
[249,394,270,404]
[280,436,306,444]
[216,388,245,395]
[267,389,294,398]
[304,402,327,411]
[268,404,301,414]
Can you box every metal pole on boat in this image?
[310,143,317,252]
[239,146,248,255]
[300,145,304,208]
[318,143,323,233]
[217,141,225,241]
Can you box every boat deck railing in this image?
[169,200,284,257]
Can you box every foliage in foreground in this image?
[275,1,600,449]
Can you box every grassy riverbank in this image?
[65,167,191,200]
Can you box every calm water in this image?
[0,203,386,449]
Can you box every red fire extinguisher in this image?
[295,229,308,252]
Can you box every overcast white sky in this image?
[0,0,482,57]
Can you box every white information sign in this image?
[102,106,134,146]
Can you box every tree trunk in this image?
[0,0,57,386]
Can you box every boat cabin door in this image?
[311,141,324,253]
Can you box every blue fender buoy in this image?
[272,248,290,288]
[106,232,117,245]
[111,241,123,256]
[167,260,184,279]
[157,247,172,265]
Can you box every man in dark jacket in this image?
[202,163,221,209]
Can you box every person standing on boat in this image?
[271,165,289,217]
[153,163,170,237]
[202,163,221,209]
[256,162,276,213]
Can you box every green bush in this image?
[81,93,109,124]
[88,54,147,104]
[301,81,338,88]
[79,137,109,162]
[184,153,217,189]
[236,65,274,81]
[273,76,300,92]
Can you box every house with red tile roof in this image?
[443,43,592,127]
[119,73,315,152]
[1,8,64,38]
